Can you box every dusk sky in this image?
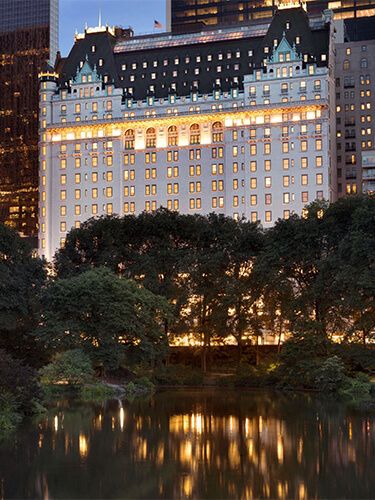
[59,0,167,55]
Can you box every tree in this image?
[0,224,46,363]
[36,268,171,371]
[255,202,338,337]
[327,196,375,344]
[222,219,264,363]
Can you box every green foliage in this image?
[153,364,203,386]
[339,373,372,400]
[80,383,116,401]
[123,377,155,398]
[0,349,41,415]
[39,349,94,386]
[0,224,46,363]
[314,356,346,393]
[36,268,171,371]
[0,392,22,435]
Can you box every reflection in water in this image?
[0,390,374,499]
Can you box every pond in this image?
[0,389,374,499]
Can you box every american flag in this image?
[154,20,163,29]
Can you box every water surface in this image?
[0,389,374,499]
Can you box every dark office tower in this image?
[170,0,375,33]
[0,0,59,238]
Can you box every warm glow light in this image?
[45,103,326,142]
[119,406,125,430]
[79,433,89,458]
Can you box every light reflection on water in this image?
[0,389,374,499]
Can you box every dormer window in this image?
[286,21,290,29]
[321,54,327,61]
[264,47,269,54]
[122,64,126,71]
[143,61,147,68]
[98,59,104,67]
[132,63,137,70]
[91,45,96,53]
[174,57,179,65]
[296,36,300,44]
[80,61,84,68]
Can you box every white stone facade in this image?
[39,29,335,260]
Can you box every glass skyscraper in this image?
[170,0,375,33]
[0,0,58,239]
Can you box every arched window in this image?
[124,129,135,150]
[146,127,156,148]
[212,122,223,143]
[168,125,178,146]
[190,123,200,145]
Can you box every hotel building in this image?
[39,7,336,260]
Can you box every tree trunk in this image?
[363,329,367,346]
[277,320,282,354]
[237,336,243,367]
[255,336,260,367]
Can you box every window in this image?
[361,58,368,69]
[124,129,135,150]
[212,122,224,143]
[190,124,200,145]
[168,125,178,146]
[265,211,272,223]
[146,128,156,148]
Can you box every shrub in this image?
[340,372,372,400]
[314,356,346,393]
[0,349,41,415]
[80,383,116,401]
[124,377,155,396]
[39,349,94,386]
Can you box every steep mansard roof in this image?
[57,8,330,100]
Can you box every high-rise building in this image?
[170,0,375,33]
[39,8,336,260]
[0,0,59,239]
[335,39,375,196]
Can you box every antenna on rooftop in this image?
[99,10,102,28]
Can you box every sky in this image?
[59,0,167,56]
